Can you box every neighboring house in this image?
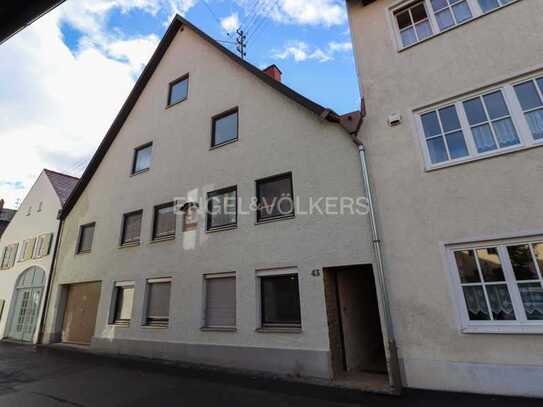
[0,169,78,343]
[347,0,543,398]
[0,200,16,238]
[0,0,66,44]
[41,15,393,389]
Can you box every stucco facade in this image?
[43,22,375,380]
[347,0,543,397]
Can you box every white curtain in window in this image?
[526,109,543,140]
[471,125,496,152]
[492,118,519,147]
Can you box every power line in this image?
[243,0,271,34]
[241,0,267,32]
[247,0,280,42]
[201,0,234,39]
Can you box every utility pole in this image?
[236,28,247,59]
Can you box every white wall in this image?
[348,0,543,397]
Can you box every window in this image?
[206,186,237,231]
[255,173,294,222]
[37,202,43,212]
[132,143,152,174]
[395,1,433,47]
[212,108,238,147]
[145,278,171,327]
[514,77,543,141]
[152,203,176,240]
[477,0,514,13]
[77,223,95,254]
[260,273,301,328]
[430,0,472,31]
[450,238,543,332]
[167,74,189,106]
[0,243,18,270]
[417,75,543,168]
[182,202,199,232]
[33,233,53,259]
[112,282,134,326]
[204,274,236,328]
[19,238,36,261]
[121,210,143,245]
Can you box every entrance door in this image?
[62,282,101,345]
[324,265,388,379]
[8,267,46,342]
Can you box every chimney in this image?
[263,64,282,82]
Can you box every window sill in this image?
[462,324,543,335]
[206,224,237,234]
[256,327,302,334]
[165,98,187,109]
[75,250,92,256]
[200,327,237,332]
[110,322,130,327]
[119,241,141,249]
[255,214,295,226]
[130,168,149,177]
[150,235,175,244]
[396,0,521,53]
[425,141,543,172]
[210,138,239,150]
[142,324,169,329]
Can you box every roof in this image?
[60,14,345,220]
[44,169,79,206]
[0,0,66,45]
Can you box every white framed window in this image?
[392,0,519,49]
[203,273,236,329]
[447,237,543,333]
[416,73,543,169]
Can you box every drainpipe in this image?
[37,213,64,344]
[339,109,403,392]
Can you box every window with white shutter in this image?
[19,238,36,262]
[204,274,236,328]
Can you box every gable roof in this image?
[44,169,79,206]
[60,14,344,220]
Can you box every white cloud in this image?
[272,40,352,63]
[0,1,189,208]
[221,12,240,32]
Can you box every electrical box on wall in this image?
[387,113,402,127]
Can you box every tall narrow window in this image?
[204,274,236,328]
[463,91,520,153]
[421,105,469,164]
[77,223,95,254]
[145,279,171,327]
[112,283,135,326]
[167,74,189,106]
[256,173,294,222]
[212,108,239,147]
[132,143,152,174]
[514,77,543,141]
[19,238,36,261]
[152,203,176,240]
[1,243,18,270]
[395,2,433,47]
[121,210,143,245]
[33,233,52,258]
[207,187,237,231]
[430,0,472,31]
[260,274,301,328]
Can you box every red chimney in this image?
[263,64,282,82]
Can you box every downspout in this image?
[339,109,403,391]
[37,212,64,344]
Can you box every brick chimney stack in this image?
[262,64,282,82]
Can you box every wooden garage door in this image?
[62,282,101,345]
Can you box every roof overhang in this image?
[0,0,66,45]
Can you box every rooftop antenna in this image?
[235,28,247,59]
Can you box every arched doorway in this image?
[8,266,46,342]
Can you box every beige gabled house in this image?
[347,0,543,398]
[42,15,397,390]
[0,169,78,343]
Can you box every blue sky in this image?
[0,0,360,208]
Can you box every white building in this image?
[347,0,543,398]
[0,169,78,343]
[42,15,396,390]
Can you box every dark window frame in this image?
[120,210,143,246]
[76,222,96,254]
[152,202,176,241]
[131,142,152,175]
[211,107,239,148]
[167,73,189,107]
[255,172,295,223]
[112,284,134,326]
[144,279,172,327]
[206,186,238,231]
[260,274,302,328]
